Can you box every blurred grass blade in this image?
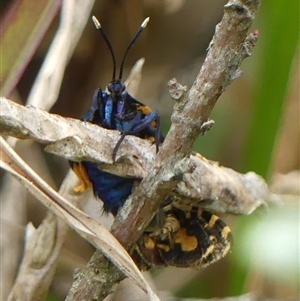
[0,0,62,97]
[232,0,299,296]
[242,0,299,178]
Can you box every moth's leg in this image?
[82,88,103,122]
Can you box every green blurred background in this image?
[1,0,299,300]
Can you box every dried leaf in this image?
[0,136,160,301]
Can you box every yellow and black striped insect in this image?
[132,197,232,270]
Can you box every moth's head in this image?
[107,79,125,96]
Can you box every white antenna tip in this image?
[92,16,101,29]
[141,17,150,28]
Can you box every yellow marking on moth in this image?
[222,225,231,239]
[175,228,198,252]
[202,244,215,260]
[144,235,155,250]
[161,214,180,238]
[147,136,155,142]
[157,243,170,252]
[137,104,157,128]
[209,235,217,243]
[137,105,152,115]
[208,214,219,228]
[72,162,92,192]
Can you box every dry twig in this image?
[0,96,277,216]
